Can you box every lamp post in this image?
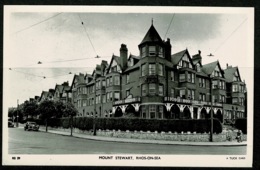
[16,99,19,127]
[209,76,213,142]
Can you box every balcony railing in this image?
[164,97,223,107]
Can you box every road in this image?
[8,128,246,155]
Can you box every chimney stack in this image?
[120,44,128,71]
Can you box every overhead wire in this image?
[214,17,248,53]
[164,13,175,40]
[12,12,63,35]
[77,14,98,56]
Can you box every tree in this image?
[63,102,78,136]
[53,101,66,118]
[8,108,16,120]
[38,100,56,132]
[22,101,38,120]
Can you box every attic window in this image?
[149,46,156,56]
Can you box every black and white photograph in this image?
[3,6,254,167]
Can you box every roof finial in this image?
[152,18,153,25]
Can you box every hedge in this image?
[48,117,222,134]
[234,118,247,134]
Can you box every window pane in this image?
[141,46,146,57]
[142,84,146,96]
[126,74,129,83]
[158,64,163,76]
[159,85,163,96]
[179,74,185,82]
[149,83,156,95]
[171,88,174,97]
[159,47,163,57]
[141,64,146,76]
[171,71,174,81]
[149,46,156,56]
[114,76,120,85]
[149,64,156,75]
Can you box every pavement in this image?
[35,126,247,147]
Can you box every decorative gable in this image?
[211,63,224,78]
[233,69,241,81]
[108,58,122,73]
[177,53,193,69]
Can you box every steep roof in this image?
[202,61,218,75]
[139,24,162,45]
[171,49,187,65]
[63,86,71,92]
[113,55,122,68]
[224,66,238,83]
[55,84,64,94]
[129,54,140,60]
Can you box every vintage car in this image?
[24,121,40,131]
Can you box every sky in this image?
[4,6,254,108]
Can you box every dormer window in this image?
[149,46,156,56]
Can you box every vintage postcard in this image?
[3,6,254,167]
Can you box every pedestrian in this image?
[236,130,242,143]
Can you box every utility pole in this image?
[209,76,213,142]
[16,99,19,127]
[93,76,97,136]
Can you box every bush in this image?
[50,117,222,134]
[234,118,247,134]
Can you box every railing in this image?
[164,97,223,107]
[113,97,141,105]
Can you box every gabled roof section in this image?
[70,73,85,90]
[224,66,241,83]
[106,55,122,74]
[139,24,163,46]
[171,49,188,65]
[202,61,218,75]
[54,84,64,94]
[40,91,49,101]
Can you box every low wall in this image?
[46,126,247,142]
